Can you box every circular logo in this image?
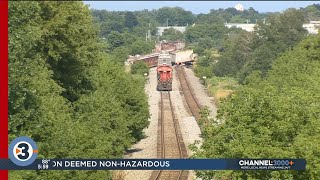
[9,136,38,166]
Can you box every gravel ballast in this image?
[124,66,215,180]
[171,68,202,180]
[124,67,159,180]
[183,67,217,118]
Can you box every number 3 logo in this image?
[9,136,38,166]
[17,142,30,160]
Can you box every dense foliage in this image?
[91,9,156,64]
[8,2,320,179]
[160,27,184,41]
[91,6,270,58]
[9,1,149,179]
[155,7,194,26]
[193,9,310,83]
[193,33,320,179]
[195,7,266,24]
[189,5,320,179]
[131,61,149,76]
[302,4,320,21]
[186,23,228,52]
[183,5,320,84]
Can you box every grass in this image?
[209,49,220,58]
[125,64,131,73]
[206,76,239,105]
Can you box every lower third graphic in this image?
[9,136,38,166]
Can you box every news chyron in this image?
[1,137,306,171]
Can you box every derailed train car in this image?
[157,51,173,91]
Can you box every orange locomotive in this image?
[157,51,173,91]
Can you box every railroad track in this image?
[150,91,188,180]
[175,66,201,120]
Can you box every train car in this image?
[170,49,196,65]
[157,51,173,91]
[141,54,159,67]
[127,53,159,68]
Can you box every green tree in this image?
[212,9,308,83]
[124,11,139,28]
[9,2,102,179]
[185,23,228,48]
[161,27,184,41]
[36,2,104,102]
[156,7,194,26]
[87,60,150,141]
[131,61,149,76]
[213,31,254,77]
[301,4,320,21]
[107,31,125,50]
[239,9,307,82]
[9,2,150,179]
[194,33,320,179]
[130,40,154,55]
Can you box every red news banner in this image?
[0,0,8,179]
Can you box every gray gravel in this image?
[171,68,202,180]
[124,67,159,180]
[124,66,214,180]
[183,67,217,118]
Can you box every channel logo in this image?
[9,136,38,166]
[238,159,295,170]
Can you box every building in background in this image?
[225,23,256,32]
[225,21,319,34]
[303,21,320,34]
[235,3,244,12]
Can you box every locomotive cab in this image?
[157,66,173,91]
[157,51,173,91]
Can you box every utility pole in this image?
[145,23,151,41]
[166,18,169,27]
[148,30,151,41]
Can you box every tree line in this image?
[91,4,320,70]
[187,4,320,179]
[213,9,308,83]
[193,32,320,179]
[9,2,149,179]
[90,5,275,62]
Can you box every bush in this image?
[131,61,149,76]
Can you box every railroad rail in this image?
[150,91,188,180]
[175,66,201,120]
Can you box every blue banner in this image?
[0,159,306,170]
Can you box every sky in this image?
[83,1,319,14]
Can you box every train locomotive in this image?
[157,51,173,91]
